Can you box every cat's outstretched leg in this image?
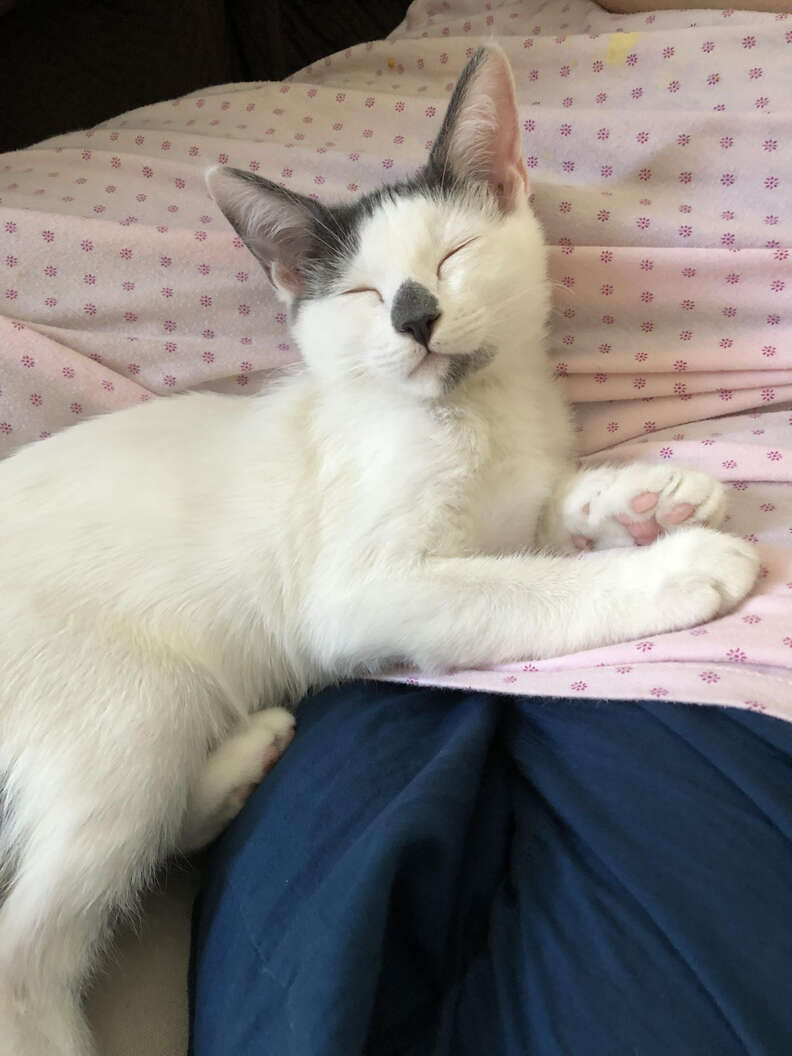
[540,463,727,553]
[178,708,295,853]
[312,526,758,670]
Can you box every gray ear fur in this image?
[428,45,529,212]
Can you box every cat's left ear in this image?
[206,166,318,303]
[428,45,529,213]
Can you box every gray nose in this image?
[391,279,440,349]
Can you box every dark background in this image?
[0,0,410,153]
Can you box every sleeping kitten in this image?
[0,45,757,1055]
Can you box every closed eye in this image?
[341,286,383,302]
[437,238,478,277]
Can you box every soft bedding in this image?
[190,681,792,1055]
[2,0,792,715]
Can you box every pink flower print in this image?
[679,330,693,341]
[726,648,747,663]
[784,636,792,649]
[555,362,568,376]
[560,65,571,78]
[762,345,777,357]
[594,372,607,383]
[659,446,673,459]
[641,321,654,333]
[602,315,615,325]
[563,335,575,346]
[164,341,177,354]
[700,670,720,683]
[70,403,83,415]
[616,665,633,674]
[676,133,691,148]
[592,60,604,72]
[635,350,648,362]
[502,675,517,685]
[644,420,656,432]
[381,159,393,170]
[364,95,375,107]
[570,681,587,692]
[599,343,612,354]
[722,458,737,468]
[202,329,215,340]
[742,614,761,624]
[681,299,695,311]
[723,305,737,318]
[630,88,642,100]
[718,389,734,401]
[83,303,97,316]
[561,161,575,174]
[626,53,638,66]
[674,382,687,395]
[636,217,651,230]
[607,421,619,433]
[720,172,735,187]
[281,167,293,178]
[731,480,748,489]
[742,34,756,47]
[560,122,572,136]
[636,641,654,653]
[679,171,692,184]
[770,279,786,293]
[600,165,613,178]
[650,687,669,698]
[4,255,17,268]
[668,80,680,93]
[161,287,173,299]
[747,701,767,713]
[597,209,611,222]
[767,449,782,461]
[600,283,614,296]
[30,393,42,407]
[597,127,611,141]
[762,388,776,402]
[755,97,769,109]
[721,210,735,220]
[600,250,614,263]
[199,295,212,308]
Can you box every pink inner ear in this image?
[447,48,530,212]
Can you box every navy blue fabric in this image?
[190,685,792,1056]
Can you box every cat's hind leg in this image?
[544,463,727,552]
[178,707,295,853]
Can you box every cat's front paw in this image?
[644,527,759,631]
[566,463,726,551]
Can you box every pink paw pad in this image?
[615,491,696,546]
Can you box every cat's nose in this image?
[391,279,441,350]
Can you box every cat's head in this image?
[207,45,548,400]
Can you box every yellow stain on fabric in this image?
[606,32,641,65]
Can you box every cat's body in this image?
[0,46,758,1055]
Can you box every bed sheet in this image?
[1,0,791,716]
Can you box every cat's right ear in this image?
[206,167,317,303]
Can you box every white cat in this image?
[0,45,757,1055]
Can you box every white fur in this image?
[0,46,758,1054]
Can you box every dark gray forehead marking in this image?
[391,280,440,336]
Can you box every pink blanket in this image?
[2,0,791,718]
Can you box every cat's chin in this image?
[405,351,453,398]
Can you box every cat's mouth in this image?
[407,349,450,379]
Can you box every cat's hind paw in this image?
[565,463,727,552]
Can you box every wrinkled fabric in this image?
[190,682,792,1056]
[2,0,792,714]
